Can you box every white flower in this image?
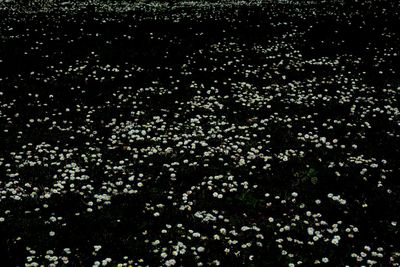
[307,227,314,236]
[165,259,176,266]
[193,232,201,238]
[197,246,205,253]
[331,238,339,245]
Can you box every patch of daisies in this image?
[0,1,400,266]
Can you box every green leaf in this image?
[311,176,318,185]
[308,167,317,177]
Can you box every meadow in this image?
[0,1,399,266]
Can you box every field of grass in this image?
[0,1,399,266]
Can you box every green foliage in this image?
[238,191,261,208]
[294,166,318,185]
